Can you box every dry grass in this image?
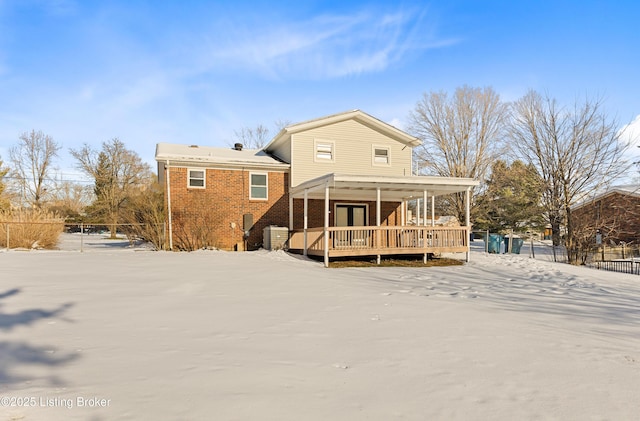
[328,255,465,268]
[0,209,64,249]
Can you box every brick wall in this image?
[291,199,401,229]
[167,167,289,250]
[572,192,640,244]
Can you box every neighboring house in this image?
[571,184,640,245]
[155,110,479,266]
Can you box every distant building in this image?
[571,185,640,245]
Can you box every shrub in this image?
[120,183,166,250]
[0,209,64,249]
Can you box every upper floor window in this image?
[250,172,268,200]
[373,146,390,165]
[315,140,335,162]
[188,169,205,188]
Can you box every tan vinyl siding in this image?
[290,119,413,187]
[268,141,291,164]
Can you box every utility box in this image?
[263,226,289,250]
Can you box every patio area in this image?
[287,173,478,266]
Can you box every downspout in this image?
[165,160,173,250]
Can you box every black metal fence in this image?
[589,260,640,275]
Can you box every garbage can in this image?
[487,234,503,254]
[512,238,524,254]
[504,237,524,254]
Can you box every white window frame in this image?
[314,139,335,163]
[187,168,206,189]
[372,145,391,166]
[249,172,268,200]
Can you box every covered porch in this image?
[287,174,479,267]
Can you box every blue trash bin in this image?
[504,237,524,254]
[487,234,503,254]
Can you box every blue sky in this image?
[1,0,639,177]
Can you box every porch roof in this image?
[290,173,479,201]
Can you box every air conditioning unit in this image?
[263,226,289,250]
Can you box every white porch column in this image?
[323,182,330,268]
[465,187,471,262]
[401,199,406,226]
[303,189,308,256]
[423,190,428,226]
[431,195,435,226]
[376,187,381,265]
[416,197,421,226]
[423,190,428,263]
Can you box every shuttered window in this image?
[315,140,335,162]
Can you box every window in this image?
[188,169,205,188]
[250,173,268,200]
[373,146,390,165]
[315,140,335,162]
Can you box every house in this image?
[571,184,640,245]
[155,110,479,266]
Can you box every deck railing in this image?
[289,226,469,257]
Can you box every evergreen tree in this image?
[474,160,544,233]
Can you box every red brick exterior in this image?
[166,167,289,250]
[291,199,402,229]
[572,192,640,244]
[165,167,404,251]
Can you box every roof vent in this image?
[234,143,243,151]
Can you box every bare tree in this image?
[510,91,630,263]
[9,130,61,208]
[70,138,153,239]
[230,120,293,150]
[47,181,94,221]
[408,85,509,222]
[0,157,10,211]
[233,124,271,149]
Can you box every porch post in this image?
[423,190,428,226]
[423,190,428,264]
[465,187,471,262]
[416,197,421,226]
[376,187,381,265]
[303,189,308,256]
[324,182,330,268]
[401,199,406,226]
[431,195,435,226]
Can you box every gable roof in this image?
[264,109,421,152]
[155,143,289,170]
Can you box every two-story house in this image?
[155,110,478,266]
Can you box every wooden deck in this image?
[289,226,469,257]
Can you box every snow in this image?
[1,235,640,420]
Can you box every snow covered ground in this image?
[1,235,639,420]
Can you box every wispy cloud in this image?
[204,6,457,80]
[620,114,640,148]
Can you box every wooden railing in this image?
[289,226,469,256]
